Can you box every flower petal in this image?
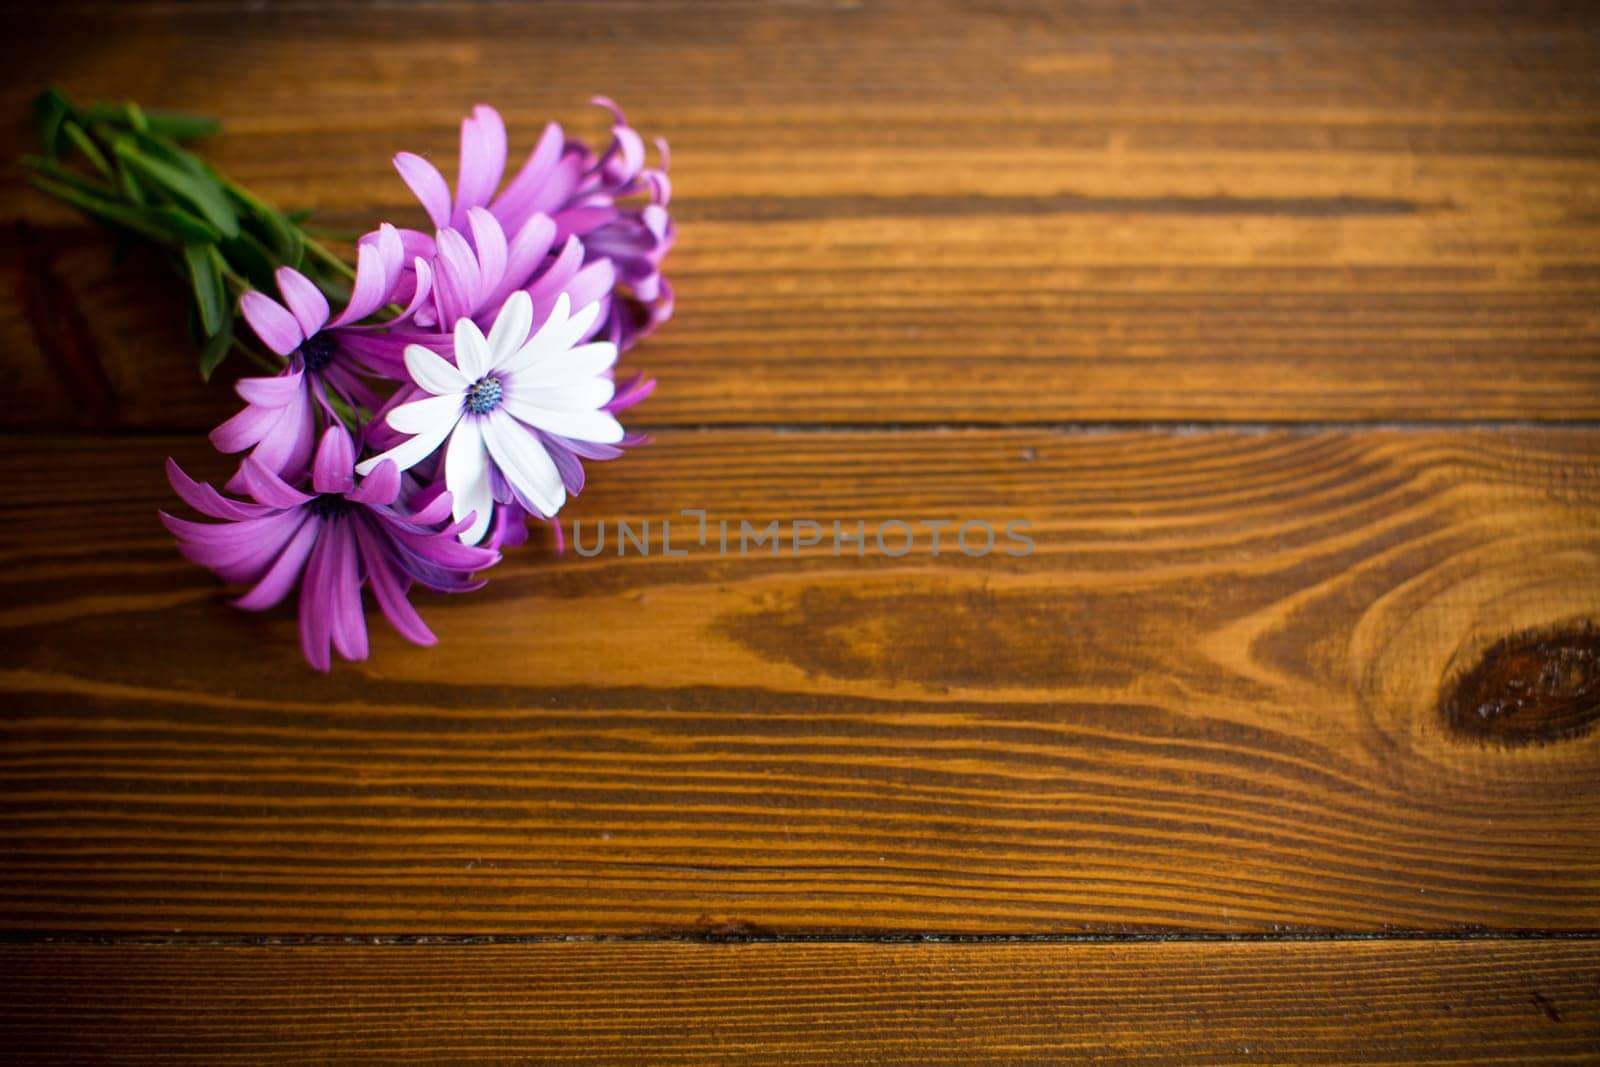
[358,403,459,475]
[432,226,482,327]
[501,296,605,377]
[499,400,624,445]
[348,459,402,507]
[354,520,437,647]
[394,151,453,230]
[491,121,564,234]
[445,418,493,545]
[233,515,319,611]
[487,212,557,308]
[404,343,468,396]
[298,529,335,671]
[482,409,565,517]
[311,424,356,495]
[235,368,306,408]
[210,402,279,454]
[332,225,404,327]
[238,457,315,510]
[275,267,330,338]
[510,377,615,413]
[485,290,533,366]
[240,290,304,356]
[389,392,466,435]
[466,206,508,303]
[454,105,507,226]
[327,521,369,662]
[165,458,274,521]
[453,315,492,380]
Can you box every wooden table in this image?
[4,2,1599,1061]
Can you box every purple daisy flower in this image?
[392,100,673,351]
[162,425,499,671]
[211,225,434,491]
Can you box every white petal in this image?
[355,410,458,475]
[445,418,493,544]
[454,317,492,380]
[486,290,533,366]
[511,377,615,412]
[503,341,618,386]
[483,410,566,517]
[499,397,625,444]
[500,293,600,376]
[388,393,465,434]
[404,344,468,396]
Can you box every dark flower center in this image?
[299,333,338,373]
[466,375,504,415]
[307,493,351,520]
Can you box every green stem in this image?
[301,235,357,281]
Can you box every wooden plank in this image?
[1,940,1596,1064]
[2,428,1598,935]
[4,1,1599,427]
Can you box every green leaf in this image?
[32,86,72,160]
[25,167,222,245]
[26,171,175,246]
[198,317,234,381]
[228,183,303,266]
[123,101,149,134]
[218,229,281,293]
[143,110,221,141]
[112,137,239,238]
[61,120,113,179]
[183,243,226,335]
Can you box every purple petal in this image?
[298,531,335,671]
[163,509,307,585]
[544,434,586,496]
[453,105,507,227]
[312,424,357,495]
[326,522,368,662]
[562,261,617,325]
[394,152,453,230]
[491,121,565,234]
[236,389,316,485]
[349,460,401,507]
[523,236,585,321]
[607,372,656,414]
[275,267,330,338]
[396,256,436,324]
[488,213,557,308]
[432,227,482,327]
[332,225,404,327]
[238,457,315,510]
[233,515,319,611]
[466,207,508,302]
[165,458,274,521]
[408,485,456,527]
[552,205,618,242]
[240,291,304,356]
[210,402,279,454]
[354,520,437,647]
[235,368,305,408]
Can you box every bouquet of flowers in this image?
[27,89,672,669]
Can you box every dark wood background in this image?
[2,1,1598,1061]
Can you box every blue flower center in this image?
[307,493,350,520]
[466,375,504,415]
[299,333,338,373]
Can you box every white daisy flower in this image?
[356,291,623,544]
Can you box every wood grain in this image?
[2,940,1596,1064]
[3,428,1597,935]
[3,1,1599,428]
